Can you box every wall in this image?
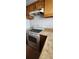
[30,15,53,29]
[26,0,37,6]
[26,19,31,30]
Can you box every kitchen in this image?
[26,0,53,59]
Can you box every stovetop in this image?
[30,29,42,33]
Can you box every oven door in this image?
[27,34,40,49]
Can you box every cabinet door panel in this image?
[36,1,41,10]
[44,0,53,17]
[32,3,36,11]
[26,6,33,20]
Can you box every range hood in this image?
[29,8,44,16]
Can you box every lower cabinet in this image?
[40,35,47,52]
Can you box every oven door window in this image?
[28,35,37,43]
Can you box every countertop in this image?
[39,28,53,59]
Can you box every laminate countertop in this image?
[39,28,53,59]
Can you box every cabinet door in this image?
[41,0,44,8]
[32,3,36,11]
[26,6,33,20]
[36,1,44,10]
[36,1,41,10]
[40,35,47,52]
[36,1,39,10]
[29,4,34,12]
[30,4,34,11]
[26,6,29,18]
[28,5,32,12]
[44,0,53,17]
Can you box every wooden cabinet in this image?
[27,3,36,12]
[31,4,34,11]
[38,0,53,17]
[36,1,44,10]
[32,2,36,11]
[26,0,53,19]
[36,1,41,10]
[26,6,33,20]
[28,5,32,12]
[26,6,29,18]
[26,2,36,20]
[44,0,53,17]
[40,35,47,52]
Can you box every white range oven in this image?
[27,29,42,50]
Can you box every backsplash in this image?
[26,19,31,30]
[30,15,53,29]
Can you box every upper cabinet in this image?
[36,0,44,10]
[26,0,53,19]
[36,1,42,10]
[44,0,53,17]
[26,6,34,19]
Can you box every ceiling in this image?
[26,0,37,6]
